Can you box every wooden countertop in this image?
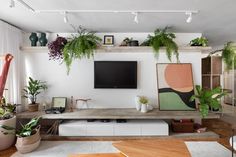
[16,108,220,119]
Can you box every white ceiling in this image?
[0,0,236,46]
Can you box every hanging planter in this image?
[62,27,101,74]
[140,27,179,62]
[222,42,236,70]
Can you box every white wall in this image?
[21,33,202,108]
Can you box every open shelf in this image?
[20,46,212,53]
[16,108,220,119]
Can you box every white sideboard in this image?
[59,120,169,136]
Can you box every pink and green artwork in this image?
[157,63,196,110]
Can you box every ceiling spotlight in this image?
[9,0,15,8]
[186,12,192,23]
[132,12,139,24]
[63,11,68,23]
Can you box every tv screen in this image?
[94,61,137,88]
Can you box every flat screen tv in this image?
[94,61,137,89]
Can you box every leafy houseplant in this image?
[190,85,227,118]
[139,96,148,105]
[190,37,208,47]
[63,27,102,74]
[222,42,236,70]
[0,98,16,151]
[23,77,47,112]
[141,27,179,62]
[16,117,41,154]
[139,96,149,113]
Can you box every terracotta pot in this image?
[28,103,39,112]
[16,126,41,154]
[0,116,16,151]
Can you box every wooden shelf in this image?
[20,46,212,53]
[16,108,220,120]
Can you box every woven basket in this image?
[16,126,41,154]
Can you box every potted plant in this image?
[140,27,179,62]
[139,96,149,113]
[0,98,16,151]
[190,37,208,47]
[190,85,227,118]
[222,42,236,70]
[63,26,101,74]
[15,117,41,154]
[23,77,47,112]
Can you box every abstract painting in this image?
[156,63,196,110]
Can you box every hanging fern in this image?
[141,27,179,62]
[222,42,236,70]
[63,26,102,74]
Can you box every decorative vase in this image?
[141,104,148,113]
[39,33,47,46]
[135,96,141,111]
[0,116,16,151]
[29,33,38,46]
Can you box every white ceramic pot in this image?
[135,96,141,111]
[0,116,16,151]
[147,104,154,111]
[141,104,148,113]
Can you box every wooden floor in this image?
[0,118,234,157]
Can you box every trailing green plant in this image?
[139,96,149,105]
[190,85,227,118]
[63,26,102,74]
[22,77,47,104]
[222,42,236,70]
[190,37,208,47]
[141,27,179,62]
[17,117,41,137]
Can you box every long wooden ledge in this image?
[16,108,220,119]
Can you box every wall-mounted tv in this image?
[94,61,137,89]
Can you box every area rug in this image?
[11,141,234,157]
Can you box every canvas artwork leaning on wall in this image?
[156,63,196,111]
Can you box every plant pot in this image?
[141,104,148,113]
[128,40,139,46]
[28,103,39,112]
[16,126,41,154]
[0,116,16,151]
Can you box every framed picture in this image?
[156,63,196,111]
[104,35,114,45]
[52,97,67,108]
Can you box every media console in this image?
[59,120,169,136]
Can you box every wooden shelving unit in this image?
[20,46,212,53]
[202,56,222,89]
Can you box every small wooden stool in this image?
[69,153,125,157]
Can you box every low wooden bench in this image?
[68,153,125,157]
